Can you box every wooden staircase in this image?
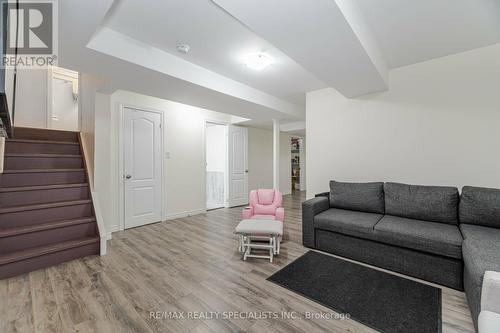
[0,127,100,279]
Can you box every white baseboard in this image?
[110,225,121,233]
[106,209,206,239]
[104,224,121,240]
[165,208,207,220]
[89,190,108,256]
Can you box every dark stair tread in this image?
[6,139,79,146]
[4,153,82,158]
[0,237,100,265]
[0,199,92,213]
[0,183,89,193]
[13,127,79,134]
[2,168,85,174]
[0,217,97,238]
[12,127,79,141]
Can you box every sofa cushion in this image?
[329,181,385,214]
[462,228,500,295]
[314,208,383,240]
[373,215,463,259]
[461,224,500,281]
[254,203,278,215]
[457,224,500,328]
[460,186,500,229]
[384,182,459,224]
[460,223,500,242]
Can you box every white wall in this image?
[79,74,102,184]
[103,90,235,233]
[306,43,500,199]
[92,90,296,234]
[299,137,306,191]
[8,67,81,131]
[94,92,113,232]
[12,68,48,128]
[248,127,273,191]
[247,127,292,195]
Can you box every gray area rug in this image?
[268,251,441,333]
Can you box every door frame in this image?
[118,104,166,231]
[203,120,229,210]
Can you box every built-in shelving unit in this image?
[291,138,301,191]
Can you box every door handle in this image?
[125,174,132,179]
[245,170,249,173]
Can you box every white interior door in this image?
[227,125,248,207]
[124,108,163,229]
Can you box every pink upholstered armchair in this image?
[241,189,285,222]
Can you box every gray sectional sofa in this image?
[302,181,500,330]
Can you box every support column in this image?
[273,119,280,190]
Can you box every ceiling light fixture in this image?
[243,53,272,71]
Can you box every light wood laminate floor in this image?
[0,192,475,333]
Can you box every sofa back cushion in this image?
[329,181,385,214]
[460,186,500,228]
[257,189,275,205]
[384,182,459,224]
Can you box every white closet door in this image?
[124,107,163,228]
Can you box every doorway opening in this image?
[47,66,80,131]
[291,137,305,192]
[206,122,227,210]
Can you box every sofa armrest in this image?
[242,207,254,220]
[479,311,500,333]
[482,271,500,314]
[276,207,285,222]
[302,196,329,248]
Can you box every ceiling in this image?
[212,0,389,98]
[58,0,500,133]
[355,0,500,68]
[59,0,304,131]
[104,0,326,106]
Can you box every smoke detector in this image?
[176,44,190,54]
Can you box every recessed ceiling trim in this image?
[87,27,304,118]
[213,0,389,97]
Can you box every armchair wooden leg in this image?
[269,237,274,263]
